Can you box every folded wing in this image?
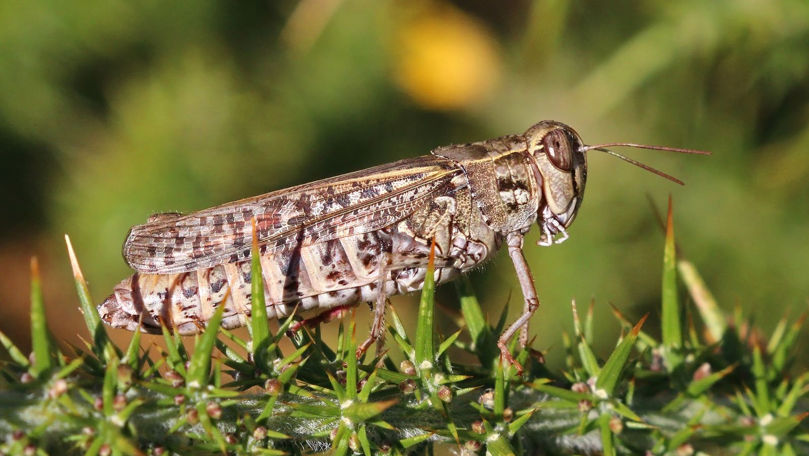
[123,156,462,274]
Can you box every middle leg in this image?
[357,253,390,358]
[497,231,541,373]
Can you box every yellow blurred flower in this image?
[392,3,501,111]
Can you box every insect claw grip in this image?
[537,218,570,246]
[549,219,569,244]
[538,224,553,246]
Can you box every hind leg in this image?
[288,304,356,333]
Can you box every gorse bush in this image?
[1,203,807,455]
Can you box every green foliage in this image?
[249,219,270,355]
[661,196,682,353]
[28,258,53,379]
[1,210,809,455]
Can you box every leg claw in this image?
[498,345,524,376]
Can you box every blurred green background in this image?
[1,0,808,367]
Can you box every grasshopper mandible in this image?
[99,120,707,368]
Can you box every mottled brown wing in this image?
[123,155,463,274]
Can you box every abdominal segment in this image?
[98,224,496,335]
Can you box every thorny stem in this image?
[0,384,748,454]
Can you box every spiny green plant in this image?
[1,201,808,455]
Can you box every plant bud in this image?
[113,393,127,412]
[502,407,513,422]
[400,360,416,376]
[164,370,184,387]
[348,432,361,452]
[437,385,452,402]
[253,426,268,440]
[206,401,222,419]
[399,379,416,394]
[478,389,494,409]
[578,400,593,412]
[265,378,282,395]
[571,382,589,393]
[186,408,199,425]
[609,416,623,434]
[48,379,68,399]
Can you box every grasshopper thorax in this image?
[524,121,587,246]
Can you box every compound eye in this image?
[543,129,573,171]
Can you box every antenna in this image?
[579,143,711,186]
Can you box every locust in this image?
[99,120,708,368]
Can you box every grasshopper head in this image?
[524,121,587,245]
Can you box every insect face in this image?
[523,121,587,245]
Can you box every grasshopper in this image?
[99,120,707,368]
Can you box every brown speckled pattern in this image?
[99,121,588,335]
